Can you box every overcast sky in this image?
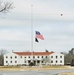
[0,0,74,52]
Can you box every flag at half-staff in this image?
[35,31,44,42]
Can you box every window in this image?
[10,56,12,59]
[56,56,58,59]
[46,56,47,58]
[24,61,26,63]
[37,60,40,63]
[6,61,8,63]
[24,56,26,58]
[42,61,43,63]
[60,56,62,58]
[15,56,17,58]
[51,60,53,63]
[15,61,17,63]
[6,56,8,58]
[51,56,53,58]
[42,56,43,58]
[38,56,39,58]
[28,56,30,58]
[60,61,62,63]
[56,60,58,63]
[10,61,12,63]
[33,56,35,58]
[20,56,22,58]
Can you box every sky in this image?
[0,0,74,53]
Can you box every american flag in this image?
[35,31,44,40]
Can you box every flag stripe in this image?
[36,35,44,40]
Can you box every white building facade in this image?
[4,52,64,66]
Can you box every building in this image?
[4,52,64,66]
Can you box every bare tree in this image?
[42,56,50,65]
[0,49,7,55]
[64,53,74,65]
[0,0,13,13]
[0,49,8,65]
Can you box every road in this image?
[0,69,74,75]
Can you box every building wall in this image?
[4,52,64,66]
[49,53,64,65]
[4,53,19,66]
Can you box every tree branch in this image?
[0,0,13,13]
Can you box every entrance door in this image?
[33,60,36,66]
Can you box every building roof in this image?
[13,52,54,56]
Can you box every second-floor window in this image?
[56,56,58,59]
[24,56,26,58]
[51,56,53,58]
[38,56,39,58]
[46,56,47,58]
[33,56,35,58]
[20,56,22,58]
[15,56,17,58]
[28,56,30,58]
[10,56,12,59]
[42,56,43,58]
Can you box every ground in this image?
[0,66,74,75]
[58,72,74,75]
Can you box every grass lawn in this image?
[0,66,74,74]
[0,65,72,71]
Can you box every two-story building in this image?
[4,51,64,66]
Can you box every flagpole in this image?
[31,4,33,60]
